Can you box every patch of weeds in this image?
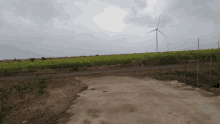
[2,94,9,100]
[185,72,197,78]
[36,77,47,95]
[32,74,40,80]
[209,80,220,88]
[12,77,48,96]
[159,56,178,65]
[174,70,184,76]
[12,82,19,89]
[70,67,79,71]
[12,82,29,95]
[2,71,11,77]
[1,106,13,124]
[29,70,36,73]
[204,70,220,77]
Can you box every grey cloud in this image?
[132,7,138,15]
[0,44,46,60]
[102,0,174,28]
[168,0,220,24]
[0,19,44,36]
[126,14,174,28]
[0,0,82,30]
[2,0,60,20]
[0,32,149,59]
[101,0,148,16]
[0,20,2,29]
[101,0,148,9]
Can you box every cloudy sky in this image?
[0,0,219,60]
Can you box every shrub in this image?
[41,57,46,60]
[36,77,47,95]
[30,58,35,62]
[159,56,178,65]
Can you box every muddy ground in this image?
[0,61,219,124]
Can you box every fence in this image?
[179,58,220,95]
[164,39,220,96]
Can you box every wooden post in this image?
[210,54,212,85]
[0,83,2,116]
[218,42,219,49]
[184,60,186,84]
[197,39,199,88]
[219,80,220,96]
[0,100,2,117]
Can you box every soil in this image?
[59,75,220,124]
[0,62,219,124]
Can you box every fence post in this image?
[197,39,199,88]
[219,80,220,96]
[210,54,212,86]
[184,59,186,84]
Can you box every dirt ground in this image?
[1,62,220,124]
[56,74,220,124]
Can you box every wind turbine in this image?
[145,15,167,52]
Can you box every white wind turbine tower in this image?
[146,15,167,52]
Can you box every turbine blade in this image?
[157,15,161,29]
[158,30,167,37]
[146,29,156,34]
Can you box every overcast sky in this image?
[0,0,220,60]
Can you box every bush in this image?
[159,56,178,65]
[30,58,35,62]
[41,57,47,60]
[37,78,47,95]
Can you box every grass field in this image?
[0,49,219,73]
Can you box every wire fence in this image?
[160,40,220,96]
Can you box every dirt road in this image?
[56,75,220,124]
[0,64,186,82]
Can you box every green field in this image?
[0,49,220,73]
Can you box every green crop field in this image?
[0,49,220,73]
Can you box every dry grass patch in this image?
[1,75,88,124]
